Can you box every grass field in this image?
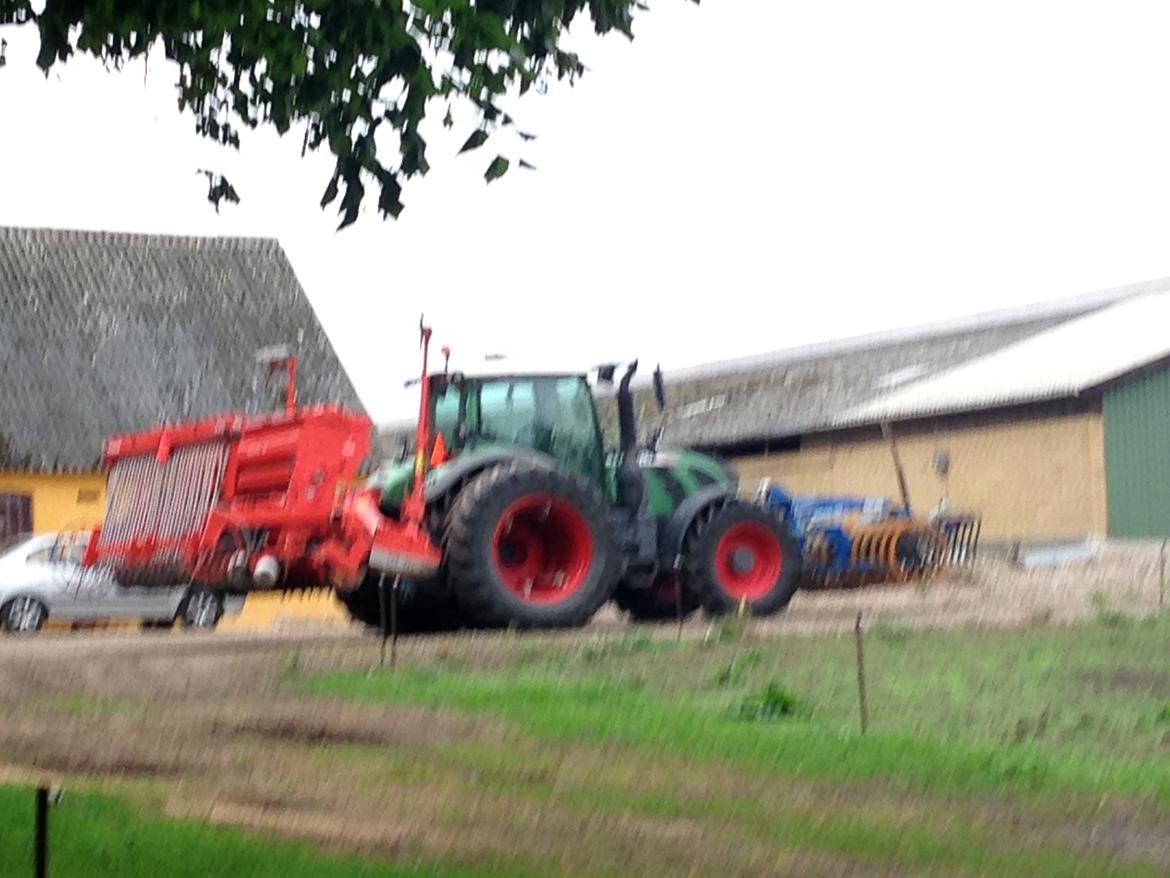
[296,613,1170,875]
[3,612,1170,875]
[0,784,484,877]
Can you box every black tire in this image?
[682,502,802,617]
[337,576,468,634]
[178,587,223,629]
[613,574,700,623]
[444,461,619,628]
[0,596,48,634]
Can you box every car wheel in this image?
[179,587,223,630]
[1,596,49,634]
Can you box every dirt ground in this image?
[0,543,1163,874]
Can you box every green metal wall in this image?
[1103,365,1170,537]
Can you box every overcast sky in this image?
[4,1,1170,424]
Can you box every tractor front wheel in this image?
[444,462,619,628]
[683,502,802,617]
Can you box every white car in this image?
[0,532,243,634]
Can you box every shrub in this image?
[735,681,802,721]
[712,650,763,687]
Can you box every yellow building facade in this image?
[733,409,1108,542]
[0,470,106,535]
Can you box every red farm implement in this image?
[81,348,440,594]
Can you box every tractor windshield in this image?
[430,375,605,486]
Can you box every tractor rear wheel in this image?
[444,461,619,628]
[613,573,700,623]
[682,502,802,617]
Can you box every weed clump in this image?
[712,649,763,687]
[1089,591,1131,628]
[869,621,913,644]
[575,633,664,663]
[281,650,303,681]
[735,681,802,721]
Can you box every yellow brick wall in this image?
[0,471,106,534]
[733,412,1107,541]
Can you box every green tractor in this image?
[343,354,801,630]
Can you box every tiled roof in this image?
[0,226,362,471]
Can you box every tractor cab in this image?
[427,371,608,489]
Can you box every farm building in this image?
[0,225,361,625]
[643,277,1170,543]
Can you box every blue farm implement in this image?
[759,485,981,589]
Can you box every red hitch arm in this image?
[403,319,433,525]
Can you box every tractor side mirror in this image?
[652,366,666,411]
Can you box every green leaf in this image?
[459,129,488,153]
[320,175,339,208]
[484,155,509,183]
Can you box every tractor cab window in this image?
[431,380,463,449]
[478,381,537,447]
[476,376,604,485]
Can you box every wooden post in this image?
[881,421,912,515]
[736,595,752,643]
[390,576,401,669]
[377,573,388,669]
[1160,539,1166,612]
[35,786,48,878]
[854,612,869,735]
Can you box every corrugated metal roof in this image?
[836,292,1170,425]
[656,275,1163,385]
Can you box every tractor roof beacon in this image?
[352,329,803,631]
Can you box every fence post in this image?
[35,785,48,878]
[377,573,388,669]
[854,612,869,735]
[1160,539,1166,612]
[390,576,401,669]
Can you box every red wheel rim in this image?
[713,521,783,601]
[492,493,594,605]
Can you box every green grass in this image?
[11,617,1167,876]
[291,616,1170,874]
[0,785,503,878]
[303,616,1170,803]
